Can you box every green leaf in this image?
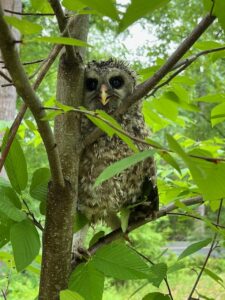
[73,0,119,20]
[203,1,225,31]
[82,108,138,153]
[10,219,40,272]
[167,262,186,274]
[195,94,225,103]
[30,168,51,201]
[119,0,169,32]
[69,262,104,300]
[211,102,225,126]
[4,16,42,35]
[89,231,105,248]
[2,132,28,194]
[92,242,151,279]
[94,150,154,187]
[62,0,86,11]
[73,212,89,233]
[0,186,21,209]
[55,101,75,112]
[159,151,181,174]
[143,292,170,300]
[0,213,13,248]
[203,268,224,287]
[31,0,53,13]
[41,110,63,121]
[178,238,212,260]
[33,36,91,47]
[120,208,130,233]
[167,134,225,201]
[150,263,167,287]
[0,193,26,222]
[60,289,84,300]
[194,40,224,50]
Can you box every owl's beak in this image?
[100,84,109,106]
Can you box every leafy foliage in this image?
[1,0,225,299]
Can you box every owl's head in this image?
[84,58,136,113]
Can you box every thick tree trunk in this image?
[38,15,89,300]
[0,0,21,178]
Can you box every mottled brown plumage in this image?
[78,59,157,228]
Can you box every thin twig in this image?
[0,44,63,174]
[167,212,225,229]
[22,199,44,231]
[129,246,174,300]
[146,60,193,98]
[187,199,223,299]
[42,106,225,164]
[1,290,7,300]
[172,46,225,71]
[0,70,12,83]
[83,14,216,147]
[4,9,55,16]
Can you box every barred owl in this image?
[78,59,158,229]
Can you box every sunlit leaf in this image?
[203,268,224,288]
[4,16,42,35]
[75,0,119,20]
[31,0,53,13]
[69,262,104,300]
[143,292,170,300]
[194,94,225,103]
[10,219,40,271]
[33,36,91,47]
[167,134,225,200]
[119,0,170,32]
[60,289,84,300]
[203,0,225,31]
[178,238,212,260]
[2,132,28,194]
[62,0,86,11]
[94,150,154,187]
[211,102,225,126]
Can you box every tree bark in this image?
[38,14,89,300]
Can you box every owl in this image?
[78,59,158,229]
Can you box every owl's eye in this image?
[86,78,98,91]
[109,76,124,89]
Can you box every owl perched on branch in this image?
[78,59,158,229]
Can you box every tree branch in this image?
[167,212,225,229]
[0,44,62,174]
[0,70,12,83]
[71,196,203,270]
[4,9,55,16]
[84,14,216,147]
[188,199,223,299]
[43,106,225,164]
[48,0,67,32]
[0,4,64,187]
[172,45,225,71]
[129,246,174,300]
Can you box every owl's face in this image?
[84,59,136,114]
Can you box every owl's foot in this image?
[72,246,91,263]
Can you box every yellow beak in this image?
[100,84,109,106]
